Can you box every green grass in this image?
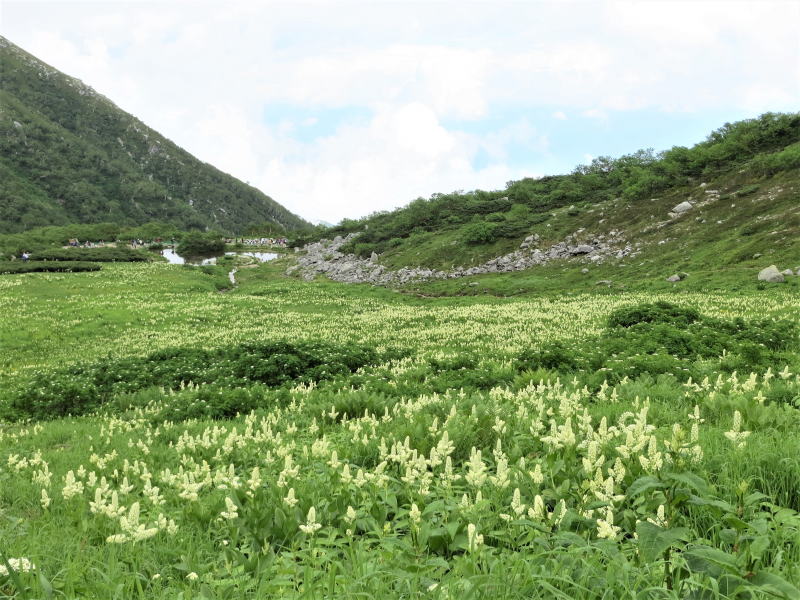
[1,263,800,598]
[365,168,800,297]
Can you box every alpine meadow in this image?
[1,7,800,600]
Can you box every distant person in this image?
[21,252,30,262]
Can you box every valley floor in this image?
[1,262,799,598]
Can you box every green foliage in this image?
[176,232,226,257]
[308,112,799,260]
[0,38,308,234]
[520,302,798,382]
[750,142,800,176]
[1,264,800,597]
[607,300,701,328]
[0,260,101,274]
[5,340,403,420]
[30,247,150,262]
[463,222,499,245]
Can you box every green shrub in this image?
[736,183,761,197]
[176,232,225,256]
[463,222,499,245]
[0,260,101,274]
[30,247,150,262]
[607,301,700,328]
[750,143,800,176]
[518,302,798,384]
[5,341,406,420]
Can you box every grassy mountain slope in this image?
[0,36,309,234]
[303,113,800,293]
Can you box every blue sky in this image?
[2,1,798,223]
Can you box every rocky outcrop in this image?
[669,201,693,218]
[758,265,785,283]
[290,231,639,285]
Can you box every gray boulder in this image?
[758,265,785,283]
[666,274,681,282]
[781,269,794,276]
[671,201,693,215]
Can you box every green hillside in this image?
[297,113,800,294]
[0,36,308,234]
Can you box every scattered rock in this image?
[581,268,589,274]
[781,269,794,276]
[595,280,613,286]
[666,274,681,282]
[670,201,693,216]
[757,265,785,283]
[752,253,763,259]
[290,231,637,285]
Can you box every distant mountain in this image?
[0,36,309,234]
[301,112,800,284]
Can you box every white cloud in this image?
[256,103,532,222]
[2,0,798,223]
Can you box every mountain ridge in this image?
[0,36,308,234]
[291,112,800,293]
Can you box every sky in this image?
[2,1,798,224]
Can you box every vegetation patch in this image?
[4,340,405,420]
[175,232,226,257]
[0,260,101,274]
[519,301,798,383]
[30,247,151,262]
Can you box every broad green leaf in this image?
[636,521,690,563]
[722,514,749,532]
[749,535,770,562]
[665,472,710,495]
[626,475,665,498]
[688,495,734,513]
[685,545,740,577]
[749,571,800,599]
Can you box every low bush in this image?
[4,341,406,420]
[30,247,150,262]
[176,232,225,256]
[519,302,798,383]
[0,260,102,274]
[463,222,499,245]
[606,300,700,328]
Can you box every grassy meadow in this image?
[1,260,800,599]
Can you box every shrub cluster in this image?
[176,232,225,256]
[303,112,800,254]
[5,341,404,420]
[519,301,798,383]
[0,260,101,274]
[30,247,150,262]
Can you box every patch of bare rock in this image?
[288,232,639,284]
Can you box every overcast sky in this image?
[2,1,798,223]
